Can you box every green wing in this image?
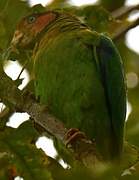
[96,34,126,155]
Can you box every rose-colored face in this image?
[11,12,57,49]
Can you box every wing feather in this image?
[96,34,126,154]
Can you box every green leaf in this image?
[46,0,69,9]
[75,5,113,33]
[0,121,53,180]
[100,0,125,11]
[0,0,30,50]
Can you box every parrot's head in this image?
[11,12,58,50]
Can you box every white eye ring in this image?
[28,16,36,24]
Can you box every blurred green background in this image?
[0,0,139,179]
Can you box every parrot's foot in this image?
[64,128,86,148]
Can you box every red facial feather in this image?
[32,13,57,34]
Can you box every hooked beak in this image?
[3,30,24,61]
[11,30,23,47]
[10,30,24,54]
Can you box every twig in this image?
[112,18,139,40]
[0,107,9,118]
[112,4,139,19]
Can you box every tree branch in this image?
[112,17,139,40]
[0,67,101,167]
[109,4,139,40]
[112,4,139,19]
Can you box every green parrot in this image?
[10,11,126,160]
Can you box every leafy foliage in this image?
[0,0,29,50]
[0,0,139,179]
[100,0,125,11]
[0,121,52,179]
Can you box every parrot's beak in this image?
[11,30,23,47]
[10,30,24,56]
[3,30,24,61]
[1,31,23,61]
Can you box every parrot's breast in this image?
[34,30,114,159]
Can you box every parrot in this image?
[10,10,126,160]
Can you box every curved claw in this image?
[64,128,86,148]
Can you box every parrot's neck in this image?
[34,12,88,50]
[46,12,88,33]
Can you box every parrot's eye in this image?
[27,16,36,24]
